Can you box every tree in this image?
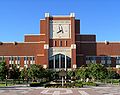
[20,68,28,82]
[87,63,107,80]
[8,64,20,79]
[107,67,117,79]
[27,64,45,81]
[0,62,7,80]
[67,70,74,79]
[75,67,89,81]
[43,69,55,81]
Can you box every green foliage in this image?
[75,63,120,82]
[87,63,108,80]
[30,82,47,87]
[44,69,55,80]
[0,62,7,80]
[27,64,45,80]
[20,68,28,80]
[74,80,83,87]
[75,67,90,80]
[75,63,113,80]
[8,64,20,79]
[51,71,59,80]
[82,82,97,86]
[75,83,83,87]
[107,67,117,79]
[67,70,74,78]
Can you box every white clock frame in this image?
[50,20,71,39]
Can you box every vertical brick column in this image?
[71,44,76,68]
[44,44,49,68]
[44,13,50,68]
[70,13,77,68]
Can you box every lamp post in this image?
[5,75,7,86]
[59,69,66,87]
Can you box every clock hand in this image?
[61,29,64,33]
[57,30,62,34]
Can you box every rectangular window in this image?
[54,41,57,46]
[9,56,14,65]
[30,57,35,61]
[24,57,28,68]
[107,57,111,64]
[59,41,62,47]
[86,57,90,64]
[0,57,3,62]
[24,57,28,61]
[91,56,96,63]
[116,56,120,64]
[101,57,105,64]
[65,41,67,46]
[86,56,96,64]
[30,57,35,64]
[17,57,20,61]
[9,57,14,61]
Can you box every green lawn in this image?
[0,83,14,87]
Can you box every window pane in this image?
[61,54,65,68]
[55,54,59,68]
[49,57,54,68]
[67,56,71,68]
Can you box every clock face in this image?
[50,20,71,39]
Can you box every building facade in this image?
[0,13,120,70]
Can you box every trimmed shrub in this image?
[30,82,41,87]
[30,81,47,87]
[75,83,83,87]
[82,82,97,86]
[45,83,63,88]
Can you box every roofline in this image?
[0,41,45,44]
[24,34,45,36]
[97,41,120,43]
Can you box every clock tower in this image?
[40,13,76,70]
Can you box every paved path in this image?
[0,86,120,95]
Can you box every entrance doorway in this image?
[49,53,71,70]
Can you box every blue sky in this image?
[0,0,120,42]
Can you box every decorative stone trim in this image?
[70,13,75,17]
[44,44,49,49]
[45,13,50,17]
[73,64,77,69]
[105,40,109,45]
[37,54,44,56]
[43,65,47,69]
[13,41,17,45]
[71,44,76,49]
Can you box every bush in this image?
[75,83,83,87]
[75,80,82,84]
[100,79,120,84]
[82,82,97,86]
[30,81,47,87]
[30,82,41,87]
[45,83,63,88]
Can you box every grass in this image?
[0,83,14,87]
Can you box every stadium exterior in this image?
[0,13,120,70]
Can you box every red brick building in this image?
[0,13,120,70]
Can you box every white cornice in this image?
[24,34,45,36]
[0,41,45,44]
[40,19,45,20]
[0,56,35,57]
[51,15,70,17]
[24,34,40,36]
[45,13,75,18]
